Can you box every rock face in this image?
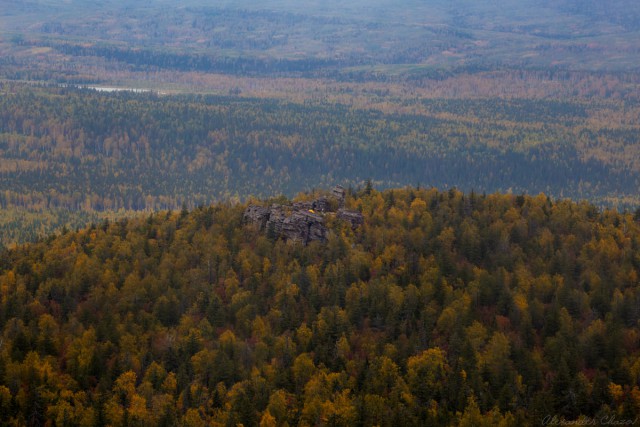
[292,201,313,211]
[332,185,346,208]
[292,197,331,213]
[282,211,327,244]
[312,197,331,213]
[337,209,364,229]
[245,204,327,244]
[242,205,270,229]
[243,185,360,244]
[266,205,287,236]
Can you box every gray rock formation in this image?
[243,185,361,244]
[293,195,333,213]
[312,196,331,213]
[243,205,270,229]
[337,209,364,229]
[331,185,346,208]
[282,211,327,244]
[292,201,313,211]
[244,203,326,243]
[266,205,287,236]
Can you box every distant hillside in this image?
[0,186,639,425]
[1,83,639,215]
[2,0,640,83]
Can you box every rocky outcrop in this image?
[292,196,332,213]
[292,201,313,211]
[245,204,327,244]
[266,205,287,236]
[282,211,327,244]
[312,196,331,213]
[332,185,346,208]
[243,204,287,235]
[337,209,364,229]
[243,185,360,244]
[242,205,270,230]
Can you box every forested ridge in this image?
[4,0,640,82]
[1,187,640,425]
[1,83,638,214]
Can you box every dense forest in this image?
[2,80,639,246]
[0,186,639,425]
[1,2,639,424]
[1,83,638,215]
[2,0,640,249]
[0,208,131,251]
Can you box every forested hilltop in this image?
[1,186,640,425]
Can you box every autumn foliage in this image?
[0,187,639,425]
